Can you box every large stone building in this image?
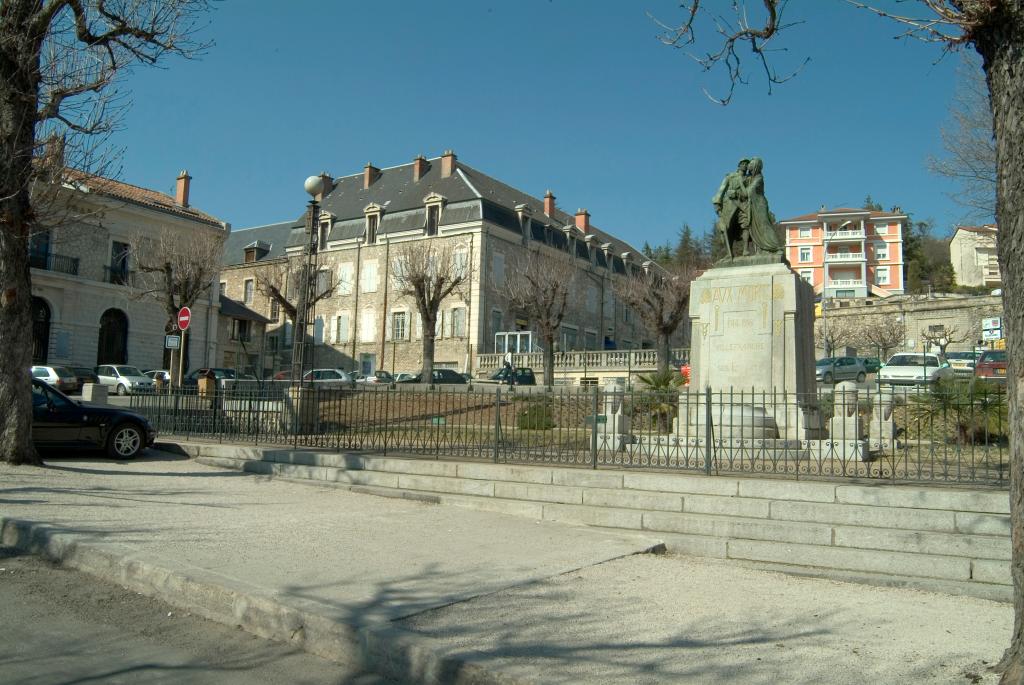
[950,224,1001,289]
[782,206,907,299]
[221,151,672,379]
[31,171,227,374]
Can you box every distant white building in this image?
[949,224,1000,289]
[30,171,228,373]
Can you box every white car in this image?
[96,364,155,395]
[30,365,79,394]
[144,369,171,383]
[878,353,954,386]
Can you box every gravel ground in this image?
[398,552,1011,685]
[0,547,391,685]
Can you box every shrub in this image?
[517,401,555,430]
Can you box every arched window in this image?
[31,297,51,364]
[97,308,129,364]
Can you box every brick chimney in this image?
[364,163,381,189]
[316,171,333,201]
[441,150,457,178]
[175,170,191,207]
[574,208,590,233]
[543,190,556,217]
[412,155,429,182]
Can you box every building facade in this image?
[950,224,1000,289]
[31,171,227,374]
[221,151,672,379]
[782,207,907,299]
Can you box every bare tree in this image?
[614,261,697,376]
[814,316,855,358]
[928,53,997,221]
[253,257,336,325]
[391,241,467,379]
[498,250,575,387]
[130,228,225,383]
[252,256,336,377]
[650,3,1024,678]
[856,314,906,360]
[920,324,970,356]
[0,0,211,465]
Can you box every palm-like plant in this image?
[633,370,685,434]
[908,379,1008,445]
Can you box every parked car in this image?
[397,369,468,384]
[95,364,155,395]
[394,372,417,383]
[182,368,237,386]
[302,368,356,389]
[31,379,156,458]
[272,370,291,381]
[945,351,980,376]
[355,370,395,384]
[144,369,171,383]
[814,357,867,384]
[857,357,882,374]
[975,350,1008,383]
[476,367,537,386]
[878,353,954,386]
[30,365,79,394]
[71,366,100,390]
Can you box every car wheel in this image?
[856,372,866,383]
[116,383,127,396]
[107,422,143,459]
[823,372,833,384]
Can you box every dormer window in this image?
[364,203,384,244]
[318,220,330,251]
[423,192,446,237]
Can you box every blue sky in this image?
[112,1,981,246]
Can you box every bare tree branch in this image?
[497,249,576,386]
[392,240,468,378]
[614,261,697,375]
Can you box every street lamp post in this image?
[291,175,324,385]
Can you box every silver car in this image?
[95,364,155,395]
[815,356,867,384]
[302,368,356,389]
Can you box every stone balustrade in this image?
[477,347,689,374]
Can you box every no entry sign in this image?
[177,307,192,331]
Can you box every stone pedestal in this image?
[283,386,320,434]
[685,262,820,440]
[81,383,107,404]
[868,391,897,454]
[828,381,866,460]
[596,381,632,451]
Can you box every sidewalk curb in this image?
[0,516,532,685]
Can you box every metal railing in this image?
[129,378,1009,486]
[104,266,136,286]
[29,252,80,276]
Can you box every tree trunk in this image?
[543,333,555,387]
[0,2,44,465]
[976,12,1024,683]
[421,325,436,380]
[656,331,671,376]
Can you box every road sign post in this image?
[176,307,192,389]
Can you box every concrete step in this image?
[184,445,1012,596]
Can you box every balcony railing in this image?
[824,229,865,240]
[827,279,864,288]
[824,252,865,263]
[28,251,80,276]
[104,266,137,286]
[477,347,690,374]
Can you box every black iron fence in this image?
[129,379,1010,486]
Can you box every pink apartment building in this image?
[781,207,907,299]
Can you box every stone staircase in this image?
[169,441,1011,602]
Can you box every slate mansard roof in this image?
[247,155,642,261]
[222,220,294,266]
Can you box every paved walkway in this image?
[0,451,1012,684]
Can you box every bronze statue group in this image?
[712,157,784,261]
